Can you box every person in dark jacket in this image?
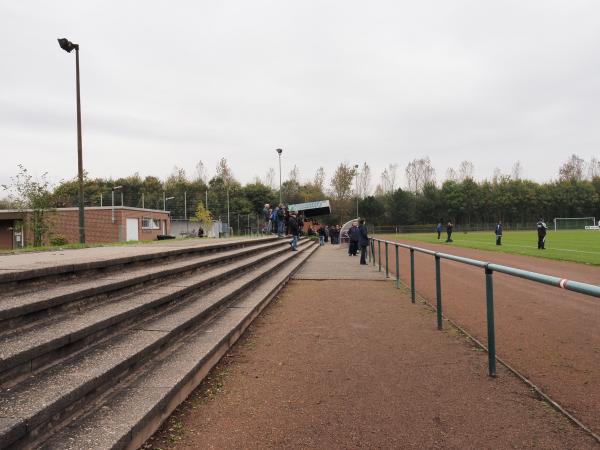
[436,220,443,240]
[446,221,453,243]
[348,221,359,256]
[495,221,503,245]
[318,226,326,246]
[537,218,547,249]
[358,219,369,265]
[289,212,299,251]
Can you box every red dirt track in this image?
[374,238,600,436]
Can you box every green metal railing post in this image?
[485,267,497,377]
[435,255,442,330]
[395,244,400,289]
[410,248,415,303]
[378,240,381,271]
[385,241,389,278]
[371,240,375,266]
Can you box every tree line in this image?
[2,154,600,230]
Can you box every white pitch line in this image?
[456,239,600,256]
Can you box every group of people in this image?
[436,220,454,243]
[261,203,302,250]
[347,219,370,265]
[313,225,342,246]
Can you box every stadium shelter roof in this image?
[288,200,331,217]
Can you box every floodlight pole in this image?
[354,164,359,218]
[276,148,283,204]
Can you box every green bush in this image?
[50,234,68,246]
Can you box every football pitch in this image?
[375,230,600,265]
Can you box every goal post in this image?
[553,217,596,231]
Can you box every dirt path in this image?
[372,238,600,436]
[145,246,597,449]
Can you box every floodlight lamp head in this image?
[57,38,78,53]
[276,148,283,155]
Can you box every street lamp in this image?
[354,164,359,218]
[58,37,85,244]
[276,148,283,204]
[112,186,122,224]
[164,196,175,211]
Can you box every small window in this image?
[141,217,160,230]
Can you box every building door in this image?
[0,221,14,250]
[126,218,139,241]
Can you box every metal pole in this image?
[410,248,416,303]
[227,186,230,236]
[378,240,381,271]
[111,190,115,223]
[395,244,400,289]
[485,267,497,377]
[163,191,166,211]
[142,193,144,209]
[120,192,123,207]
[100,193,103,207]
[75,47,85,244]
[435,255,442,330]
[278,153,282,204]
[205,189,208,210]
[371,240,375,266]
[184,191,187,220]
[385,241,389,278]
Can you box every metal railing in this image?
[369,237,600,377]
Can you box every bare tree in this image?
[445,167,458,182]
[458,161,475,181]
[357,162,371,197]
[194,160,208,184]
[380,164,398,194]
[263,167,276,189]
[558,154,585,181]
[288,165,300,183]
[313,167,326,190]
[511,161,522,180]
[588,157,600,179]
[405,157,435,193]
[215,157,234,184]
[330,162,356,200]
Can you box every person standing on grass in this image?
[289,212,299,251]
[358,219,369,265]
[495,221,503,246]
[446,221,454,243]
[537,218,547,250]
[436,220,443,240]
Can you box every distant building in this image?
[0,206,171,250]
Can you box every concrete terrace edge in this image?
[126,243,319,450]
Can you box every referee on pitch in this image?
[536,218,547,250]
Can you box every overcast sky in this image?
[1,1,599,191]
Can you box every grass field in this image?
[375,230,600,266]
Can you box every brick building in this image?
[0,207,171,250]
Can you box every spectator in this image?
[358,219,369,265]
[348,221,359,256]
[436,220,443,240]
[289,212,299,251]
[446,221,453,243]
[324,225,329,243]
[262,204,271,234]
[276,203,285,236]
[318,226,326,246]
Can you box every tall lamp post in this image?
[58,37,85,244]
[164,194,175,211]
[354,164,359,218]
[111,186,122,224]
[276,148,283,204]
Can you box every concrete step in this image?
[0,240,316,449]
[0,237,278,285]
[0,239,284,327]
[40,241,317,450]
[0,239,296,386]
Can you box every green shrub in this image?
[50,234,68,246]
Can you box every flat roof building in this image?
[0,207,171,250]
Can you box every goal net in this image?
[553,217,597,231]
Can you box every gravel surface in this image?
[145,278,597,449]
[372,238,600,438]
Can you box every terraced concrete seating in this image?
[0,237,317,449]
